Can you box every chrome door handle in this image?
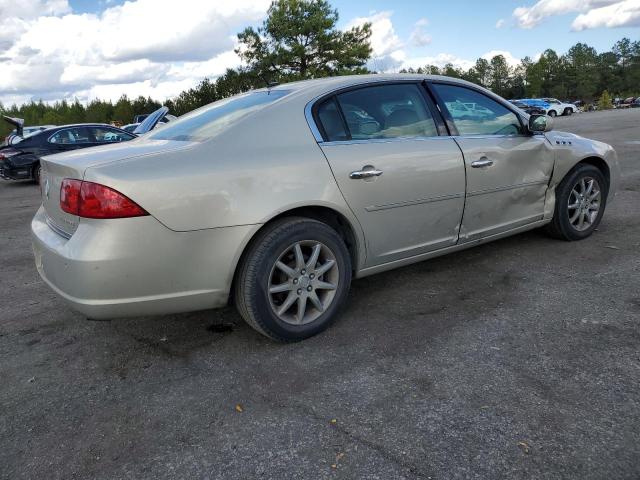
[471,158,494,168]
[350,169,383,179]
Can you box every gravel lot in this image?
[1,109,639,480]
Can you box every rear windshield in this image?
[149,90,290,142]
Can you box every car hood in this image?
[41,138,197,174]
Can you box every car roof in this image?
[267,73,480,95]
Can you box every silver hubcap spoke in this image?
[268,240,340,325]
[567,176,601,232]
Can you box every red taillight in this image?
[60,179,148,219]
[60,179,82,215]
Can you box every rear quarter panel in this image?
[83,97,365,259]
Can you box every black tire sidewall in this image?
[244,220,352,341]
[33,164,41,184]
[554,165,608,240]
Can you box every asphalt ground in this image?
[1,108,639,480]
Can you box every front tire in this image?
[563,108,573,116]
[235,217,352,342]
[546,164,608,241]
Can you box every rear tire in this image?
[546,164,608,241]
[235,217,352,342]
[548,110,557,117]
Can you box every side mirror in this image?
[528,114,553,133]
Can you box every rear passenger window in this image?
[337,84,438,140]
[316,98,349,142]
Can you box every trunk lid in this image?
[39,137,194,237]
[3,115,24,137]
[133,106,169,135]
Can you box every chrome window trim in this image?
[304,83,535,145]
[319,136,453,147]
[304,78,439,144]
[304,100,324,143]
[452,134,538,140]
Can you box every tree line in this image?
[401,38,640,102]
[1,0,639,138]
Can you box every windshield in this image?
[149,90,290,142]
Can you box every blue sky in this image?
[65,0,638,62]
[0,0,638,106]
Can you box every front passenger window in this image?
[432,84,524,136]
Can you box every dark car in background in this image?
[0,121,135,183]
[0,106,172,183]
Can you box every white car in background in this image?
[542,98,577,117]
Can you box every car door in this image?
[429,82,554,243]
[313,82,466,266]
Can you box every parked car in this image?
[31,74,620,341]
[541,98,577,116]
[633,98,640,108]
[621,97,636,108]
[509,100,545,115]
[0,106,173,183]
[0,120,135,183]
[3,123,56,146]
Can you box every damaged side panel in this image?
[455,135,555,242]
[542,131,620,220]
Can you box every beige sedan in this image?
[32,74,620,341]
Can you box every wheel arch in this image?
[228,204,364,305]
[576,156,610,189]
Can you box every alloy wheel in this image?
[268,240,339,325]
[568,176,601,232]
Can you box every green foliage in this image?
[598,90,613,110]
[236,0,372,81]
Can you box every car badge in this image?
[44,177,50,199]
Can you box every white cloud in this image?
[401,53,476,71]
[512,0,631,29]
[495,18,505,28]
[410,18,432,47]
[0,0,270,105]
[345,11,405,71]
[572,0,640,30]
[481,50,521,68]
[346,11,403,57]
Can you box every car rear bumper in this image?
[0,162,32,180]
[31,206,257,319]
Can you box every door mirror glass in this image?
[528,114,553,133]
